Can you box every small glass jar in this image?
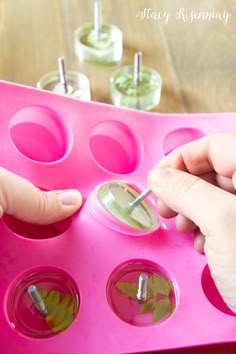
[74,23,123,66]
[110,65,162,111]
[37,70,91,101]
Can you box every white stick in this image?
[94,0,102,41]
[128,187,151,210]
[134,51,142,86]
[28,285,48,316]
[58,56,68,94]
[137,273,148,301]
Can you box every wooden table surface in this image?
[1,1,236,353]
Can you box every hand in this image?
[148,133,236,313]
[0,167,82,224]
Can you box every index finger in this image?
[158,132,236,177]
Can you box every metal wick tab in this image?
[137,273,148,302]
[133,50,142,110]
[126,187,151,214]
[134,51,142,86]
[94,0,102,41]
[58,56,68,94]
[27,285,48,316]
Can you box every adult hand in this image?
[0,167,82,224]
[148,133,236,313]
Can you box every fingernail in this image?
[58,190,81,206]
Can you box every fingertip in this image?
[58,189,82,208]
[156,199,177,218]
[36,189,83,225]
[194,230,205,254]
[175,214,197,234]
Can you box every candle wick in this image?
[27,285,48,316]
[137,273,148,302]
[58,56,68,94]
[126,187,151,214]
[94,0,102,42]
[134,51,142,86]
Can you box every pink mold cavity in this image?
[9,106,72,163]
[201,264,236,316]
[89,120,143,174]
[6,266,80,339]
[2,214,72,240]
[162,127,205,155]
[106,259,178,327]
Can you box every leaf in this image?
[115,281,138,300]
[48,295,77,334]
[148,273,172,296]
[39,288,48,298]
[153,298,172,323]
[85,59,116,67]
[138,299,156,314]
[38,289,77,333]
[45,290,61,305]
[52,298,76,333]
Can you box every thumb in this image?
[0,168,82,224]
[148,166,236,237]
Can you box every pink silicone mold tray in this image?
[0,80,236,354]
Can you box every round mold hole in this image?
[6,267,80,338]
[162,128,205,155]
[89,120,143,174]
[88,180,159,236]
[106,259,177,327]
[9,106,71,163]
[201,264,236,316]
[2,214,72,240]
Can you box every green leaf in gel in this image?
[84,59,117,67]
[80,24,113,50]
[115,272,176,324]
[114,68,159,97]
[98,181,158,231]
